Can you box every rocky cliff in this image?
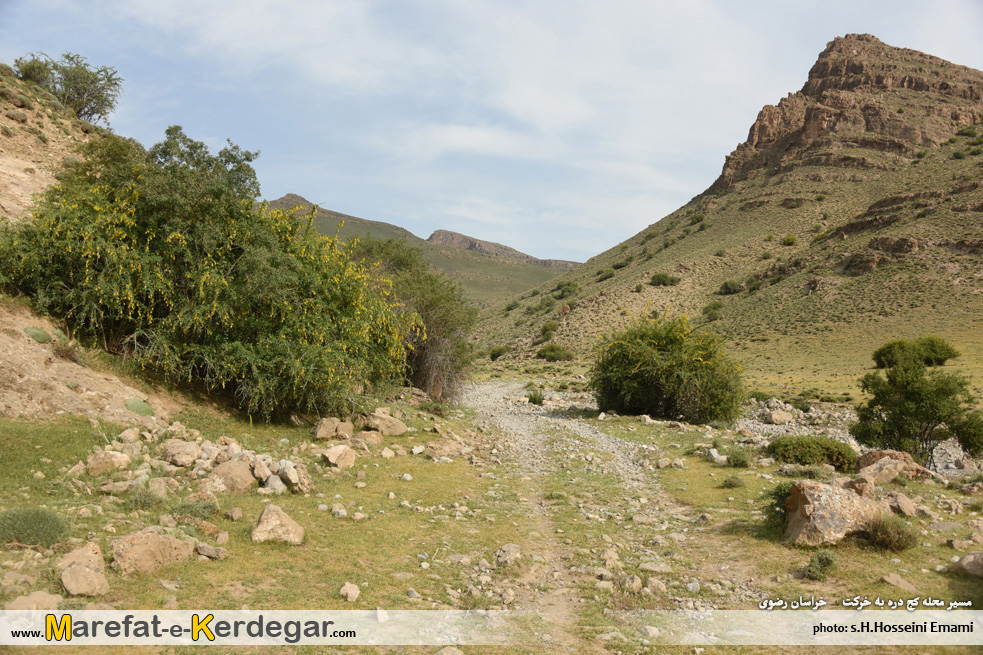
[710,34,983,192]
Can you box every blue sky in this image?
[2,1,981,261]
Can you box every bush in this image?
[804,550,837,581]
[589,314,743,424]
[537,343,574,362]
[526,389,544,405]
[354,237,477,402]
[551,281,579,300]
[0,508,69,547]
[714,249,725,257]
[727,447,751,468]
[872,336,960,368]
[634,283,643,293]
[851,357,983,462]
[718,279,742,295]
[489,345,510,361]
[763,480,795,526]
[541,321,559,339]
[172,499,219,519]
[504,300,519,312]
[865,516,918,552]
[782,234,797,246]
[15,52,122,124]
[721,475,744,488]
[650,272,681,287]
[768,435,857,471]
[596,268,615,281]
[0,128,413,419]
[760,251,773,260]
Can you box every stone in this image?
[657,458,672,469]
[86,450,131,477]
[951,552,983,578]
[111,529,196,575]
[251,459,272,483]
[766,410,794,425]
[356,430,384,446]
[5,590,62,610]
[640,626,661,638]
[411,445,426,455]
[365,412,408,437]
[278,461,315,494]
[340,582,360,602]
[313,417,354,440]
[58,543,109,597]
[436,648,464,655]
[251,504,304,545]
[842,477,875,498]
[118,428,142,443]
[856,449,938,481]
[621,574,643,593]
[881,573,918,593]
[886,492,917,517]
[381,447,395,459]
[324,444,356,470]
[260,474,287,495]
[162,440,201,467]
[494,543,522,567]
[856,458,908,485]
[195,542,228,560]
[225,508,243,521]
[784,480,887,546]
[203,460,257,494]
[148,477,179,499]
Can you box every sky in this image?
[2,1,982,261]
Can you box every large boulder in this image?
[323,444,356,470]
[277,460,314,494]
[110,529,196,575]
[765,410,793,425]
[162,439,201,467]
[856,449,938,481]
[856,457,908,486]
[365,412,408,437]
[4,590,62,610]
[202,460,257,494]
[784,480,887,546]
[951,552,983,578]
[312,417,355,440]
[86,450,131,477]
[251,504,304,545]
[58,543,109,597]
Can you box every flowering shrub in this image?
[0,127,414,418]
[589,314,743,423]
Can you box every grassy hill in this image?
[476,34,983,396]
[266,194,573,305]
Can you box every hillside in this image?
[477,34,983,395]
[266,194,573,304]
[0,66,96,222]
[426,229,578,271]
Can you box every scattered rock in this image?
[162,440,201,467]
[340,582,360,602]
[324,444,356,469]
[313,417,355,440]
[196,542,228,560]
[881,573,918,593]
[5,589,62,610]
[111,529,196,575]
[86,450,131,477]
[203,460,257,494]
[251,504,304,545]
[951,552,983,578]
[766,410,793,425]
[58,543,109,597]
[365,412,408,437]
[494,543,522,567]
[784,480,887,546]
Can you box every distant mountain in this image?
[477,34,983,394]
[265,194,575,304]
[426,230,578,271]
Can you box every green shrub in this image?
[418,400,447,417]
[768,435,857,471]
[714,249,725,257]
[612,256,634,270]
[589,314,743,423]
[0,508,69,547]
[551,281,579,300]
[122,487,164,512]
[763,480,795,526]
[489,345,510,361]
[865,516,918,552]
[851,357,983,462]
[15,52,122,124]
[354,237,477,402]
[718,279,742,295]
[727,447,751,468]
[596,268,615,281]
[957,126,977,137]
[872,336,960,368]
[649,272,681,286]
[541,321,559,339]
[537,343,574,362]
[504,300,519,312]
[172,499,218,519]
[781,234,797,246]
[760,251,773,260]
[721,475,744,489]
[804,550,837,581]
[952,151,966,160]
[526,389,545,405]
[970,147,983,156]
[0,63,13,77]
[765,233,774,242]
[0,128,412,419]
[634,283,643,293]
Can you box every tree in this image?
[872,336,960,368]
[0,127,412,418]
[352,237,477,402]
[851,348,983,463]
[14,52,122,124]
[589,314,743,424]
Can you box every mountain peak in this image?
[710,34,983,192]
[426,229,578,271]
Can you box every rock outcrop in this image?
[784,480,887,546]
